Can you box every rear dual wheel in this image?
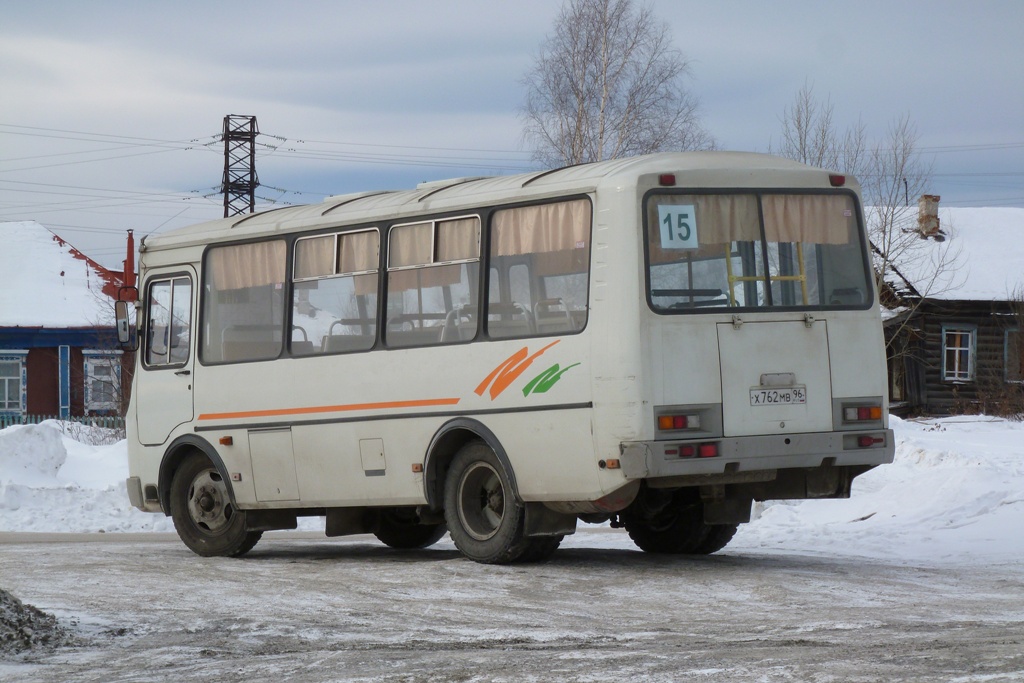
[621,489,738,555]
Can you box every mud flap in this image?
[524,503,577,537]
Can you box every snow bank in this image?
[1,416,1022,565]
[0,422,173,534]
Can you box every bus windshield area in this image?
[645,192,873,312]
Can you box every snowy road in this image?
[2,529,1023,682]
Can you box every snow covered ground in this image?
[1,415,1022,566]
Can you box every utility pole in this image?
[221,115,259,217]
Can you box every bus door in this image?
[137,268,196,445]
[716,319,833,437]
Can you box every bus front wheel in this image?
[169,453,262,557]
[443,441,530,564]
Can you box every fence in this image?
[0,413,126,431]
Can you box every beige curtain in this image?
[294,235,334,279]
[491,199,591,257]
[762,194,851,245]
[209,240,286,290]
[339,230,380,274]
[436,217,479,261]
[389,223,432,268]
[647,195,758,265]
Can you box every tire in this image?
[518,535,563,563]
[373,509,448,550]
[621,490,710,554]
[692,523,739,555]
[169,453,262,557]
[443,440,530,564]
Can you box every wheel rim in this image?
[186,469,234,534]
[457,461,505,541]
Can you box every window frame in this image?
[83,349,122,414]
[142,274,193,370]
[199,238,288,365]
[641,188,874,315]
[942,324,977,383]
[290,227,381,356]
[484,196,594,340]
[384,214,482,348]
[0,351,28,415]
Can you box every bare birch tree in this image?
[769,82,867,174]
[521,0,715,167]
[771,85,962,399]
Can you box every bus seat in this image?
[487,302,534,338]
[534,298,575,334]
[322,334,374,353]
[221,325,283,362]
[291,340,316,355]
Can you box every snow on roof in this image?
[0,221,123,328]
[879,206,1024,302]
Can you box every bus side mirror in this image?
[115,299,137,349]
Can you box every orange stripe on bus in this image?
[197,397,461,421]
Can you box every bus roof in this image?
[142,151,855,252]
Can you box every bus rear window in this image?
[644,192,871,312]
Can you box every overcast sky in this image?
[1,0,1021,267]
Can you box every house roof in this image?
[0,221,123,328]
[878,207,1024,303]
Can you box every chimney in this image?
[917,194,944,241]
[123,229,137,298]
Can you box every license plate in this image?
[750,386,806,406]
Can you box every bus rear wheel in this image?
[169,453,262,557]
[621,489,735,555]
[373,509,447,549]
[443,441,530,564]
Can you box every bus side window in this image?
[293,230,379,355]
[385,217,480,348]
[201,240,286,364]
[487,199,592,339]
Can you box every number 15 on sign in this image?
[657,204,699,250]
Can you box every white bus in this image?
[119,151,894,564]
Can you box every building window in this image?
[0,352,27,415]
[84,350,122,414]
[942,325,976,382]
[1007,329,1023,383]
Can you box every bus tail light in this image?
[857,435,884,448]
[829,174,846,187]
[698,443,719,458]
[666,443,718,458]
[843,405,882,423]
[657,413,701,431]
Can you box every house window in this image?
[1007,329,1023,383]
[0,352,27,415]
[84,351,122,414]
[942,325,976,382]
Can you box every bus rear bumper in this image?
[619,429,895,482]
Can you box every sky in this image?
[1,0,1022,269]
